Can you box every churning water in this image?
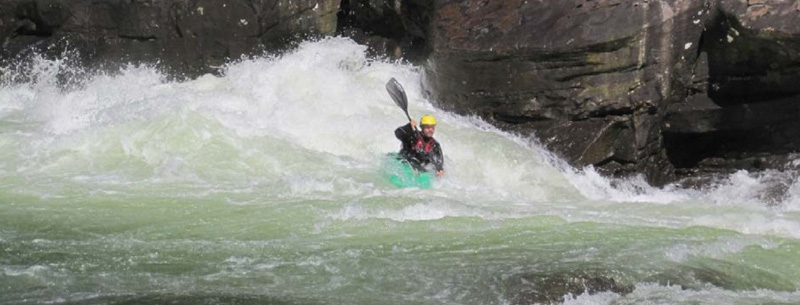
[1,37,799,305]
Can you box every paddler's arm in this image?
[432,142,444,177]
[394,120,418,144]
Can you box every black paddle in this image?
[385,77,416,130]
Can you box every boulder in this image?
[505,269,633,305]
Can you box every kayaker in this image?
[394,115,444,177]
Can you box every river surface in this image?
[1,38,799,305]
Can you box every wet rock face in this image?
[423,0,710,185]
[0,0,431,76]
[0,0,340,77]
[664,0,800,176]
[422,0,800,185]
[336,0,433,62]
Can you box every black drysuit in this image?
[394,123,444,172]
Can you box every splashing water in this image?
[1,37,799,305]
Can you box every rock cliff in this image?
[422,0,800,185]
[1,0,340,77]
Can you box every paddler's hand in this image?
[436,170,444,177]
[410,119,418,130]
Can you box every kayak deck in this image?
[382,153,434,189]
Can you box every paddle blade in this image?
[385,77,409,113]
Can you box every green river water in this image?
[1,38,799,305]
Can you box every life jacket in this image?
[413,135,435,153]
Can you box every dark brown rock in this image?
[0,0,340,78]
[423,0,710,185]
[336,0,432,62]
[420,0,800,185]
[663,0,800,177]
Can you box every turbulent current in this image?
[1,38,800,305]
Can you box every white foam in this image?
[690,213,800,239]
[665,235,777,262]
[564,166,690,204]
[2,264,53,277]
[3,37,800,240]
[551,282,800,305]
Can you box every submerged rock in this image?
[649,260,798,292]
[505,269,634,305]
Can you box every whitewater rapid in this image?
[1,37,800,305]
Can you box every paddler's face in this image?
[421,124,435,138]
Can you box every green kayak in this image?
[382,153,434,189]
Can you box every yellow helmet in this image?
[420,115,437,126]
